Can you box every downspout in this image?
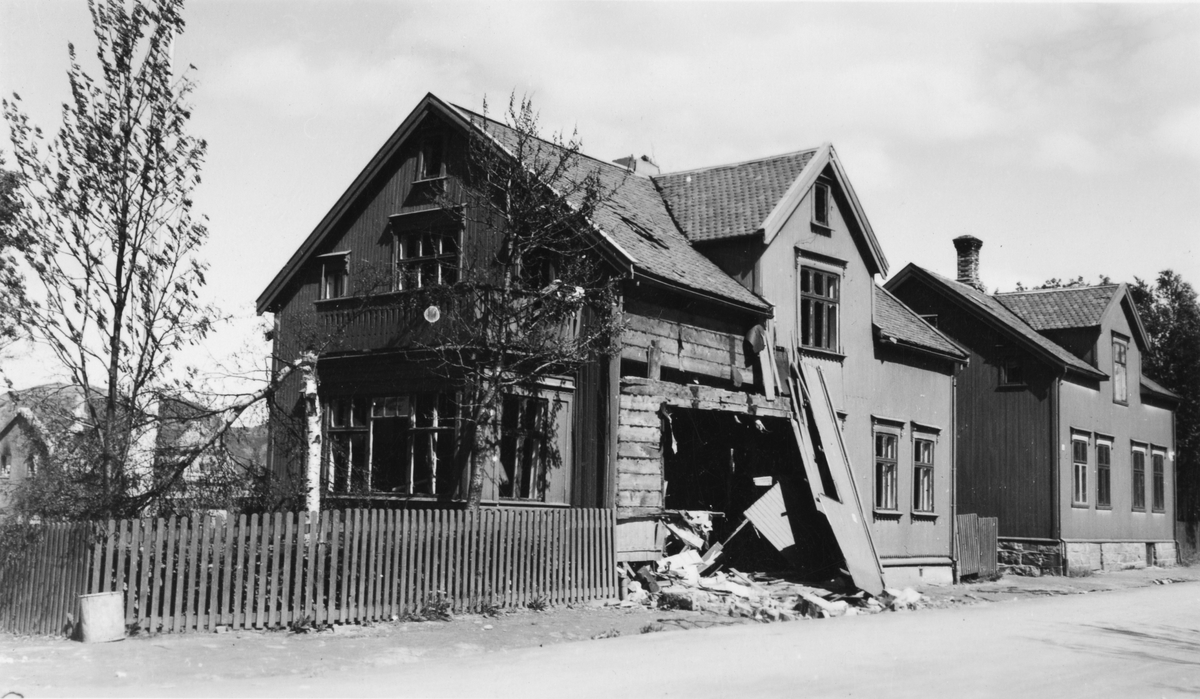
[950,370,959,582]
[1051,371,1062,574]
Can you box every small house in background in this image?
[886,236,1179,575]
[258,93,964,590]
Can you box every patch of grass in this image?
[479,599,505,617]
[591,628,621,640]
[405,592,453,622]
[640,623,665,634]
[527,595,550,612]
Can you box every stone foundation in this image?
[998,540,1063,576]
[1059,541,1177,576]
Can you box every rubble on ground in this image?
[618,510,926,623]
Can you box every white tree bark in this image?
[301,352,322,513]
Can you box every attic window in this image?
[318,252,350,300]
[418,137,446,180]
[618,215,667,249]
[1112,335,1128,405]
[813,182,831,228]
[999,358,1025,387]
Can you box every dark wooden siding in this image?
[1041,328,1098,367]
[890,282,1054,539]
[694,238,766,295]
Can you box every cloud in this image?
[1033,132,1106,174]
[1154,104,1200,164]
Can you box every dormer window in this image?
[1112,335,1128,405]
[418,137,446,180]
[318,252,349,300]
[812,182,831,228]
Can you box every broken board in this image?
[743,483,796,551]
[786,357,886,596]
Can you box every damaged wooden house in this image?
[257,93,967,593]
[885,237,1179,575]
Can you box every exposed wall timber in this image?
[615,377,792,519]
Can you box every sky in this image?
[1,1,1198,390]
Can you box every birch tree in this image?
[2,0,215,518]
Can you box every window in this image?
[1113,337,1128,404]
[1132,445,1147,511]
[1096,439,1112,508]
[812,182,831,228]
[874,430,898,511]
[319,253,349,300]
[0,446,10,478]
[326,393,457,496]
[499,394,549,500]
[394,229,459,290]
[913,438,935,513]
[418,137,445,180]
[800,267,839,351]
[999,359,1025,387]
[1152,449,1166,512]
[1072,435,1089,506]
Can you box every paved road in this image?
[77,581,1200,698]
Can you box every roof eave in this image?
[629,270,773,319]
[257,93,475,314]
[887,264,1103,379]
[875,329,968,364]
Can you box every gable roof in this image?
[995,283,1148,350]
[654,149,818,242]
[451,106,770,313]
[257,93,770,315]
[654,144,889,276]
[873,285,967,361]
[995,285,1118,330]
[885,265,1106,380]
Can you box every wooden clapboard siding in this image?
[621,311,753,385]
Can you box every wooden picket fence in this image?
[0,507,617,635]
[955,513,998,580]
[0,523,94,636]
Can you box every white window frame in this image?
[912,435,935,514]
[799,265,840,353]
[1132,443,1147,511]
[1096,437,1113,509]
[1151,447,1166,513]
[318,251,350,300]
[1071,433,1089,507]
[1113,335,1129,405]
[873,426,900,513]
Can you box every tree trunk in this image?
[301,352,322,512]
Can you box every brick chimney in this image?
[953,235,986,292]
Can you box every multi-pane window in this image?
[1096,440,1112,508]
[800,267,839,351]
[326,393,457,497]
[319,253,349,300]
[418,137,445,180]
[874,431,898,511]
[1152,450,1166,512]
[1132,446,1147,511]
[327,398,368,491]
[499,395,549,501]
[813,182,831,227]
[394,229,459,290]
[1113,337,1128,404]
[0,446,10,478]
[913,438,935,513]
[1072,436,1089,506]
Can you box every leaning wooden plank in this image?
[796,362,886,596]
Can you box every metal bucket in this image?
[78,592,125,643]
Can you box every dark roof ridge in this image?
[449,103,631,175]
[655,147,822,178]
[995,284,1120,296]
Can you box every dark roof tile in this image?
[994,286,1118,330]
[456,108,770,311]
[873,285,966,359]
[654,150,818,242]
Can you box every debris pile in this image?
[618,510,926,622]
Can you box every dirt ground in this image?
[2,564,1197,696]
